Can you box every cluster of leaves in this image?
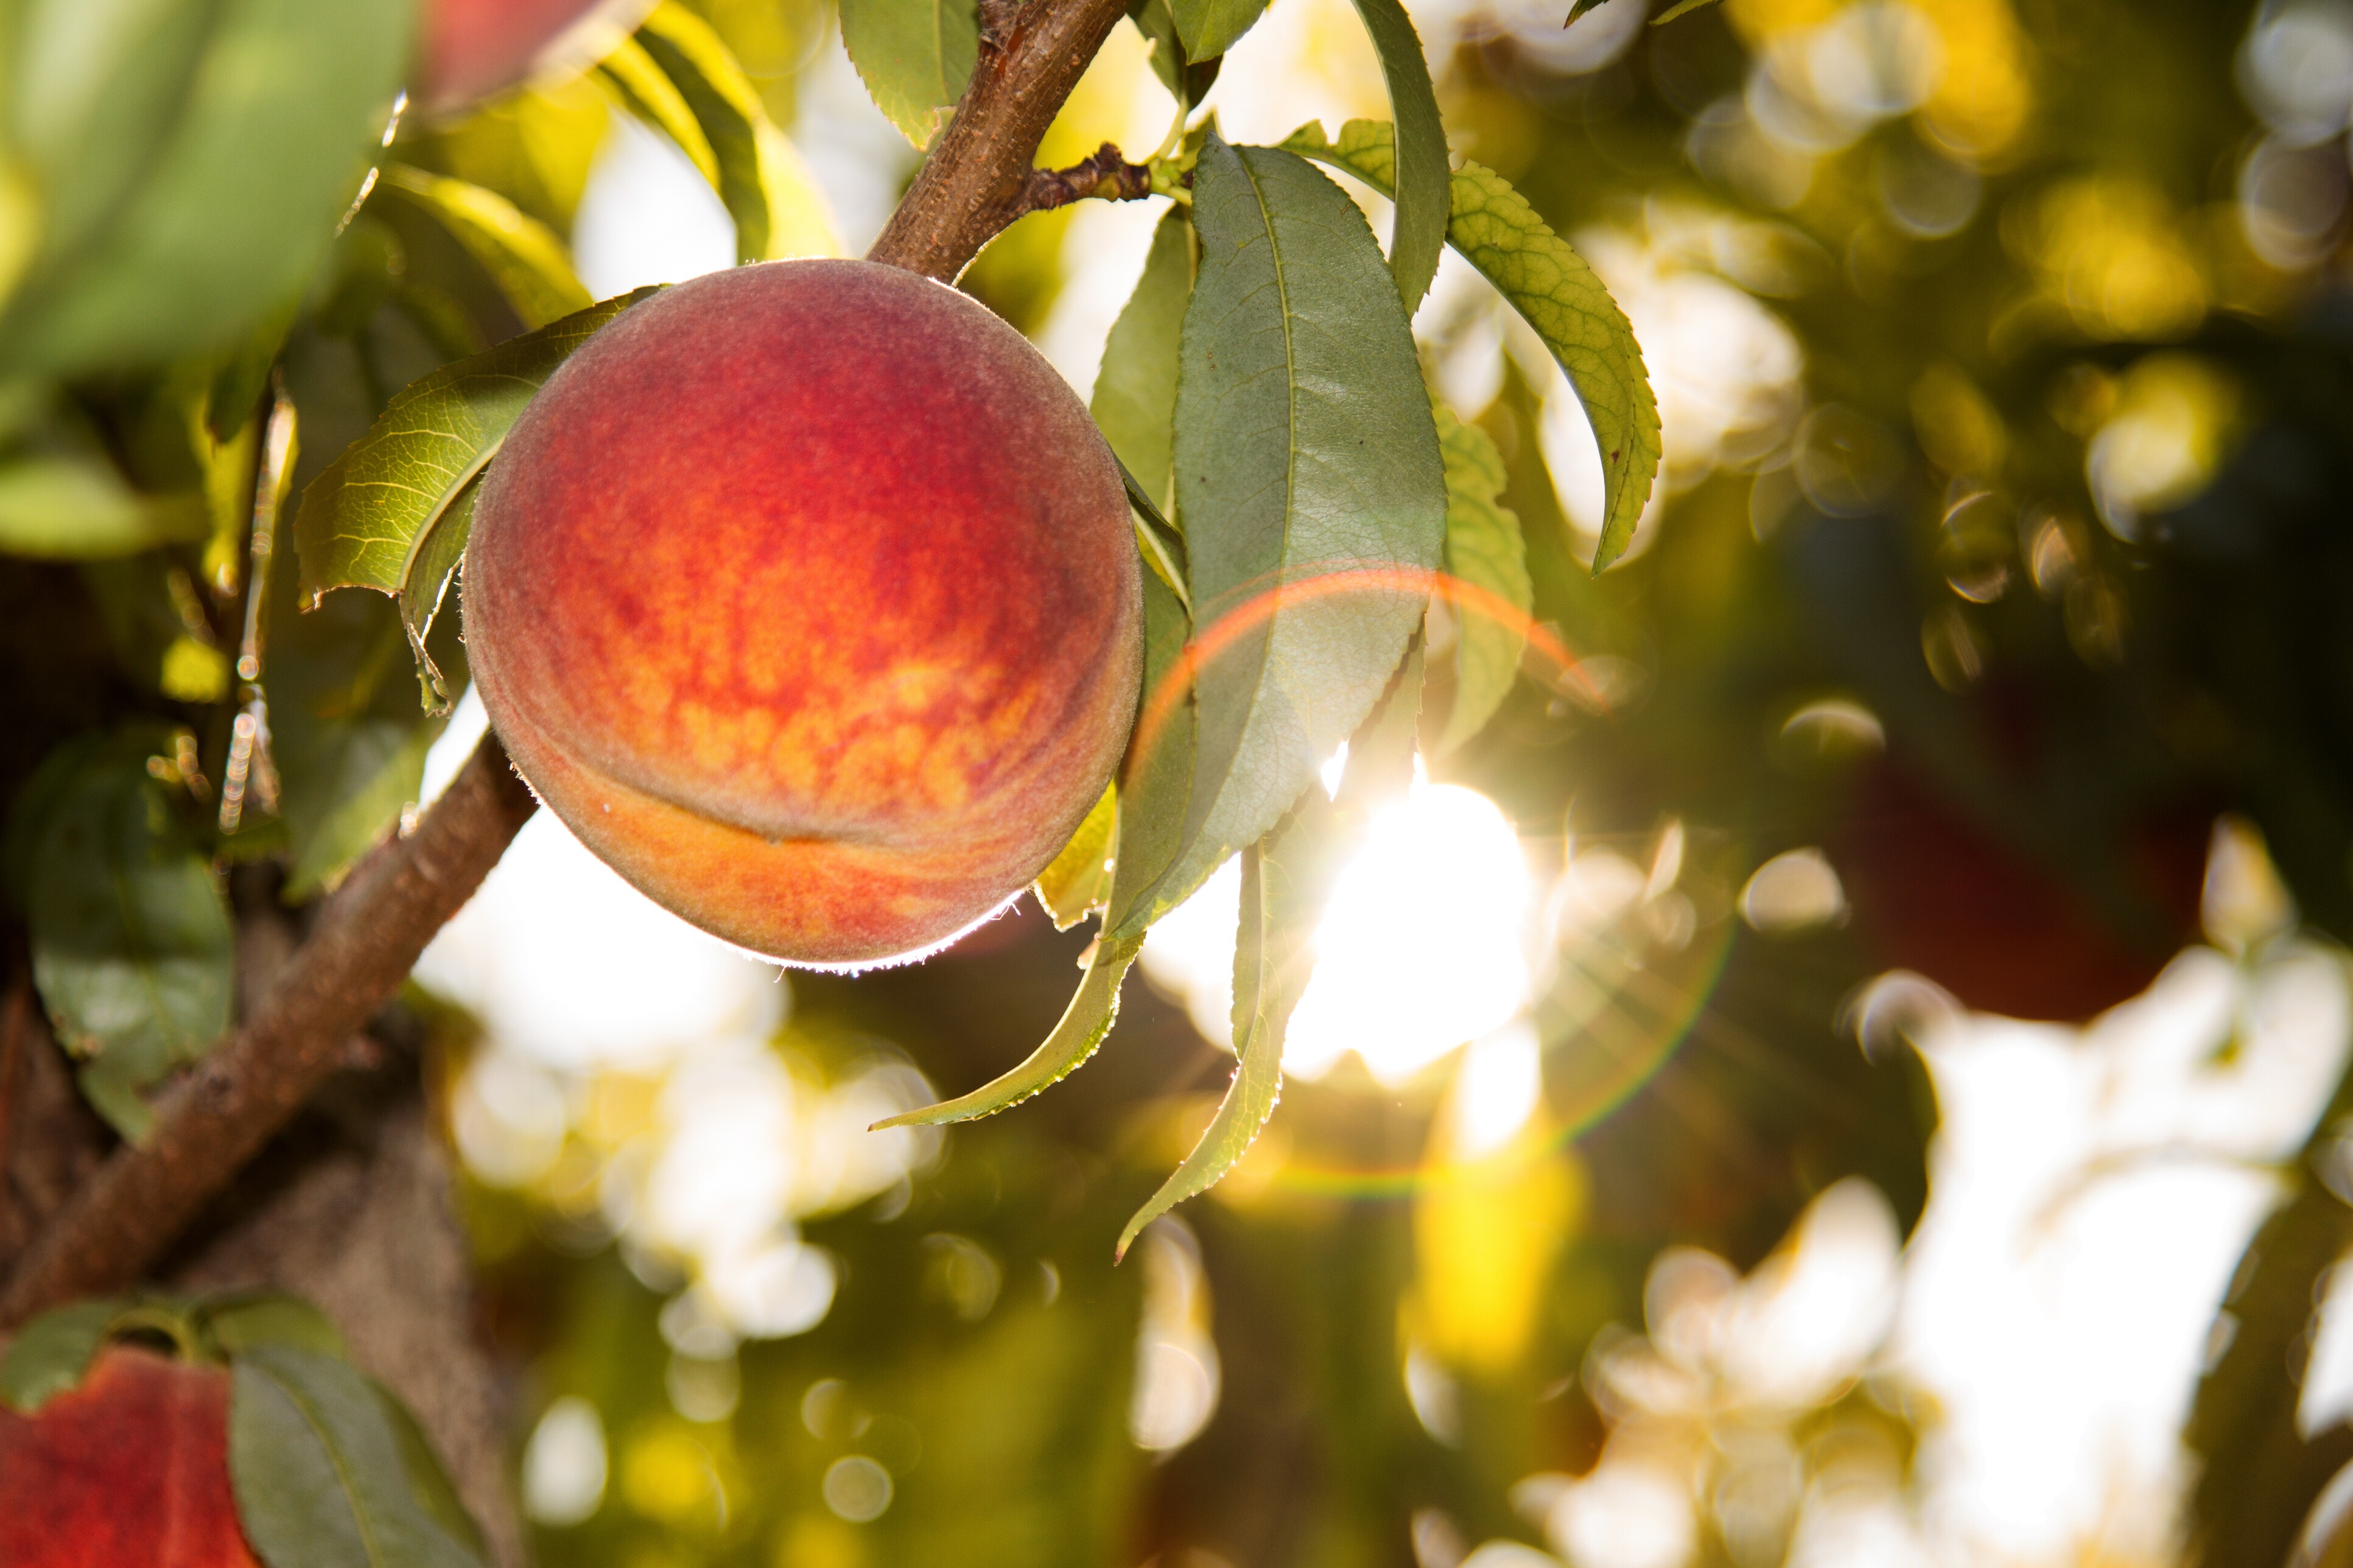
[2,1292,488,1566]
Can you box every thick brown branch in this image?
[0,738,536,1329]
[866,0,1140,279]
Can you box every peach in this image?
[417,0,658,114]
[0,1346,260,1567]
[463,260,1143,968]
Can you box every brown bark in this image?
[866,0,1143,280]
[0,737,536,1328]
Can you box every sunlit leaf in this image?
[1281,119,1660,571]
[229,1344,485,1568]
[1173,0,1272,63]
[839,0,978,149]
[636,4,838,262]
[1092,208,1194,522]
[1652,0,1725,21]
[1111,133,1446,939]
[7,727,233,1142]
[1345,0,1448,313]
[0,1301,126,1415]
[872,934,1146,1129]
[376,165,590,331]
[1037,785,1118,930]
[1431,403,1530,754]
[1116,784,1346,1257]
[292,288,657,705]
[597,35,721,186]
[0,0,414,377]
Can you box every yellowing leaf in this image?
[1432,403,1531,754]
[377,164,590,330]
[1036,784,1117,930]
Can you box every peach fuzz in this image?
[0,1346,260,1567]
[462,259,1143,969]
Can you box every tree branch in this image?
[0,0,1132,1328]
[0,739,536,1329]
[867,0,1143,279]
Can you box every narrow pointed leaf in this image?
[376,166,589,330]
[1113,134,1445,939]
[229,1344,484,1568]
[1432,403,1531,753]
[1345,0,1448,313]
[873,935,1146,1128]
[1117,786,1344,1256]
[637,4,839,263]
[1092,207,1194,521]
[839,0,978,149]
[597,35,722,185]
[1036,785,1118,929]
[1281,119,1660,570]
[1173,0,1273,63]
[1653,0,1725,21]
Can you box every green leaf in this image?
[371,1380,488,1558]
[1036,785,1118,930]
[597,36,722,188]
[1345,0,1448,313]
[1431,403,1530,754]
[1106,565,1197,935]
[838,0,978,149]
[1117,785,1345,1256]
[229,1344,485,1568]
[1280,119,1661,571]
[1092,207,1194,523]
[267,595,453,899]
[636,3,837,264]
[376,166,590,331]
[873,934,1146,1129]
[292,287,657,706]
[1128,0,1222,108]
[0,0,415,378]
[13,727,234,1141]
[1173,0,1273,63]
[1112,134,1445,939]
[0,1300,127,1414]
[1652,0,1725,22]
[203,1295,351,1362]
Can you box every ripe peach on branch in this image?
[462,259,1144,968]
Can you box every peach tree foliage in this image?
[0,0,1658,1554]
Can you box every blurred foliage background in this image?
[13,0,2353,1563]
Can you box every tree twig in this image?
[867,0,1142,279]
[1005,142,1154,225]
[0,739,536,1328]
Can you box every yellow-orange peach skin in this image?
[463,260,1143,968]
